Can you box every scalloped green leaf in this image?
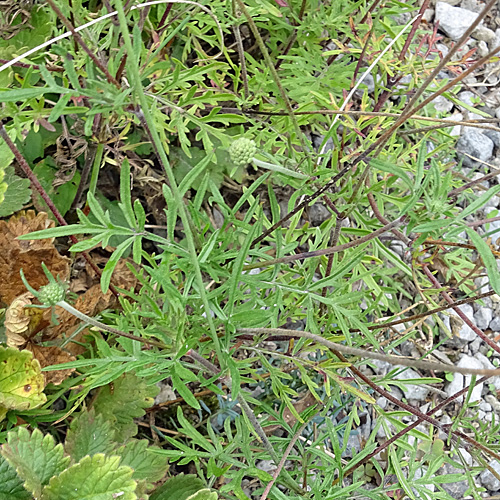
[113,440,168,487]
[150,474,206,500]
[40,454,136,500]
[1,427,70,498]
[0,455,31,500]
[92,373,159,443]
[0,347,46,418]
[64,408,115,463]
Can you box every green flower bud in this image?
[38,282,66,306]
[229,138,256,166]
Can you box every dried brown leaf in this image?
[5,292,46,348]
[29,344,76,385]
[0,211,70,304]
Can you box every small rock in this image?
[422,8,434,23]
[457,90,477,107]
[433,95,454,113]
[484,129,500,148]
[445,354,485,402]
[393,367,430,401]
[436,43,450,57]
[474,352,500,390]
[461,0,485,13]
[355,73,375,94]
[443,112,463,136]
[256,460,277,473]
[473,307,493,330]
[342,431,361,458]
[435,2,481,41]
[439,462,470,498]
[489,316,500,332]
[308,203,331,226]
[440,304,477,345]
[473,26,496,43]
[437,414,453,441]
[485,394,500,413]
[457,129,494,167]
[376,396,388,410]
[480,460,500,490]
[479,401,492,412]
[476,40,489,58]
[412,466,436,493]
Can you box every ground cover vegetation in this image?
[1,0,500,498]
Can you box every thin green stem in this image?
[234,0,307,153]
[56,301,168,348]
[113,0,222,359]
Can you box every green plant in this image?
[2,0,500,498]
[0,372,217,499]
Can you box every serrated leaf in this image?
[149,474,206,500]
[1,427,70,497]
[92,373,159,443]
[40,454,136,500]
[0,455,31,500]
[113,440,168,486]
[0,347,46,417]
[64,408,115,463]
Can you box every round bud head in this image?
[229,138,256,166]
[38,282,66,306]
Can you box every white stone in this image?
[435,2,481,41]
[445,354,485,402]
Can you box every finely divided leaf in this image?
[40,454,136,500]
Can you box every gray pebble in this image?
[474,307,493,330]
[457,129,494,167]
[480,460,500,490]
[435,3,481,41]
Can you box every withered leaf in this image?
[5,292,46,348]
[29,344,76,386]
[0,211,70,304]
